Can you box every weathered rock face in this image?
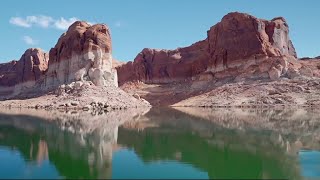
[207,14,296,69]
[299,58,320,78]
[117,12,299,85]
[117,40,209,85]
[0,48,48,96]
[112,59,125,68]
[44,21,117,89]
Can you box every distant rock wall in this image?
[117,40,209,84]
[117,12,301,85]
[0,48,48,97]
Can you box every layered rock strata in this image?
[0,48,48,97]
[117,40,209,84]
[117,12,309,85]
[44,21,118,90]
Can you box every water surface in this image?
[0,107,319,179]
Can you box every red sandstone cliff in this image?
[45,21,117,89]
[0,48,48,96]
[117,40,209,84]
[116,12,299,85]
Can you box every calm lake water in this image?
[0,107,319,179]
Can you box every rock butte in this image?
[46,21,117,89]
[116,12,318,85]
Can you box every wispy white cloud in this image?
[9,15,94,30]
[10,15,53,28]
[54,17,79,30]
[23,36,38,45]
[9,17,32,28]
[30,16,53,28]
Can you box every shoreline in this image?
[1,102,320,110]
[0,83,151,111]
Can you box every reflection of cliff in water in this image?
[0,111,124,179]
[0,107,316,179]
[118,108,303,179]
[173,107,320,151]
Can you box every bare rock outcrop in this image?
[112,59,125,68]
[44,21,117,90]
[117,12,304,85]
[206,13,297,81]
[0,48,48,96]
[299,58,320,78]
[117,40,209,85]
[207,14,296,67]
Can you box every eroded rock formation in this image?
[0,48,48,96]
[117,12,308,85]
[117,40,209,84]
[206,13,299,81]
[44,21,117,89]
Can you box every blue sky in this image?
[0,0,319,63]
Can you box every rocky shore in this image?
[173,77,320,108]
[0,83,150,111]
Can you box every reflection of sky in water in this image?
[299,150,320,179]
[0,146,61,179]
[112,149,209,179]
